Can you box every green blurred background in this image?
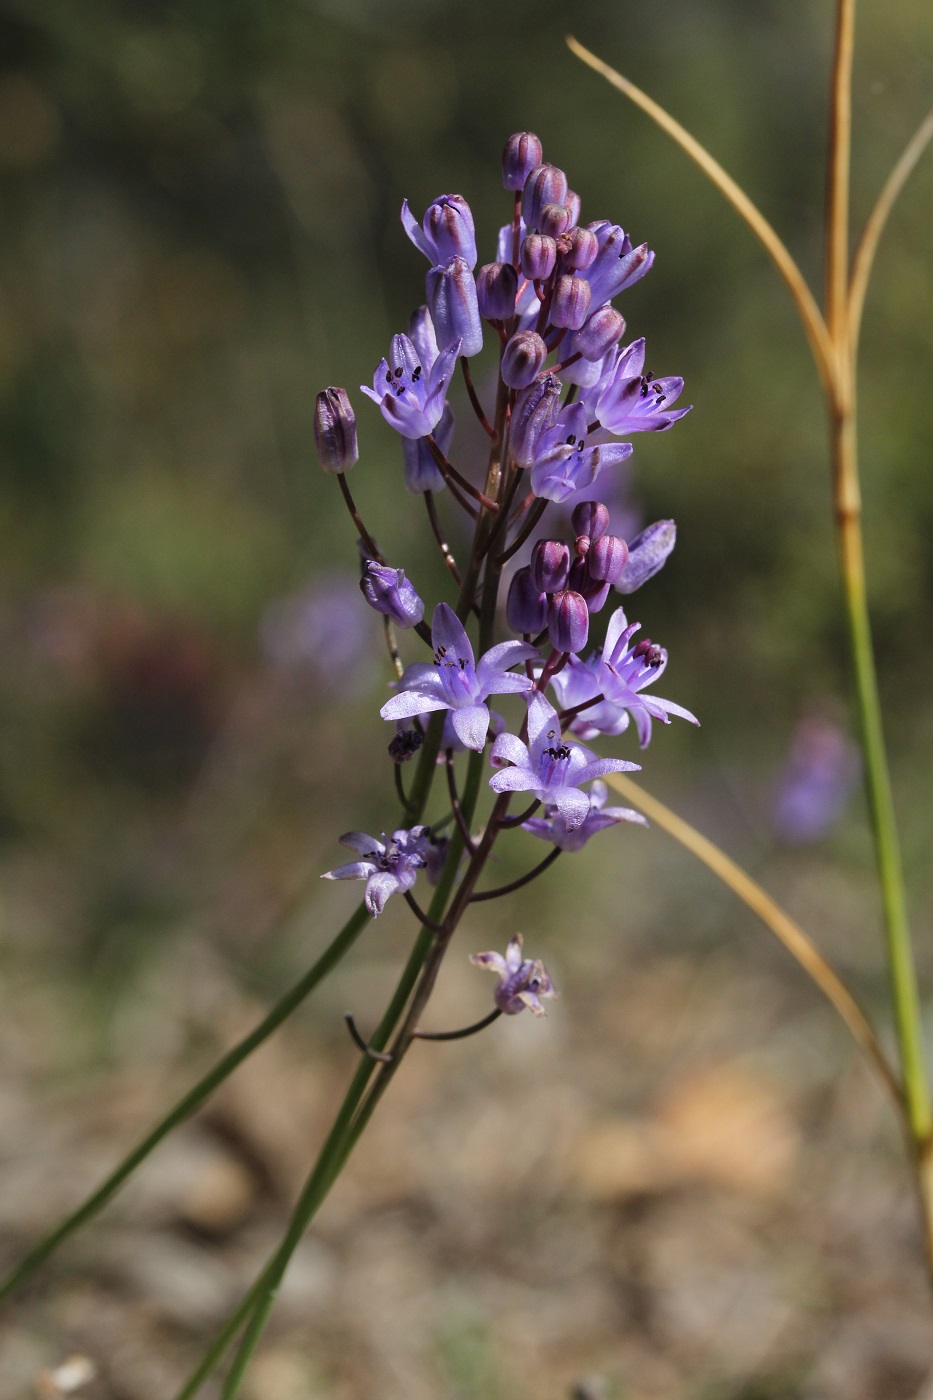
[0,1,932,1397]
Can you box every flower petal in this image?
[450,703,490,751]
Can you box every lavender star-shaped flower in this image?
[593,338,691,435]
[361,332,460,440]
[321,825,430,917]
[596,608,699,748]
[529,400,632,503]
[489,691,639,830]
[522,778,646,851]
[380,603,537,751]
[470,933,556,1017]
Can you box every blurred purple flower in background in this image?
[260,572,373,697]
[772,714,860,843]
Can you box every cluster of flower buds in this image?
[313,132,697,1028]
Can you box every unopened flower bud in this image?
[522,164,569,230]
[572,305,626,361]
[426,256,483,358]
[538,202,573,238]
[402,194,478,269]
[360,561,424,628]
[475,261,518,321]
[314,387,358,473]
[560,226,598,271]
[550,274,591,330]
[507,567,548,634]
[568,558,610,614]
[615,519,677,593]
[501,330,548,389]
[565,189,582,224]
[424,194,477,267]
[571,501,610,541]
[588,534,629,583]
[548,589,589,653]
[502,132,544,191]
[510,373,562,469]
[520,234,557,282]
[530,539,571,593]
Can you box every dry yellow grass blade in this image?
[605,772,901,1107]
[848,106,933,354]
[566,35,838,401]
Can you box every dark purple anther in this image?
[510,373,562,469]
[560,226,598,271]
[476,261,518,321]
[501,330,548,390]
[572,306,626,361]
[571,501,610,541]
[588,534,629,584]
[520,234,557,282]
[530,539,571,594]
[614,519,676,594]
[360,561,425,628]
[522,164,569,230]
[506,567,548,634]
[314,387,358,473]
[548,589,589,654]
[426,256,483,358]
[502,132,544,191]
[550,274,591,330]
[538,202,573,238]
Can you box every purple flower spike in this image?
[427,256,483,358]
[615,519,676,593]
[322,826,430,917]
[361,332,460,440]
[470,933,556,1017]
[489,692,639,830]
[401,193,478,269]
[597,607,699,748]
[529,401,632,503]
[523,779,647,851]
[360,561,425,628]
[380,602,537,752]
[581,222,654,305]
[595,339,691,435]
